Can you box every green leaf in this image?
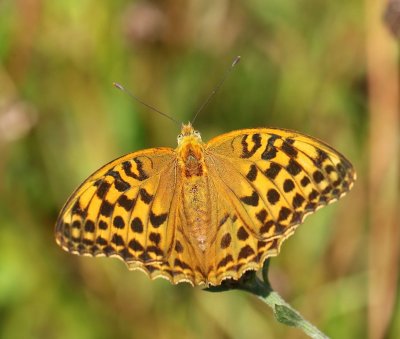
[274,304,303,326]
[202,259,330,338]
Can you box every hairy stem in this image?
[205,260,329,339]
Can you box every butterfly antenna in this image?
[113,82,180,125]
[191,56,241,125]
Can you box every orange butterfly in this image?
[55,121,355,285]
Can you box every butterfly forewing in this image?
[56,149,177,262]
[206,128,356,248]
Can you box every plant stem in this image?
[205,260,329,339]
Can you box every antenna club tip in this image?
[113,82,124,90]
[232,56,241,67]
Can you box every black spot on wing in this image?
[267,189,280,205]
[149,211,168,228]
[286,159,302,176]
[218,214,229,228]
[174,258,190,270]
[265,163,281,180]
[260,220,275,234]
[283,179,295,192]
[246,164,258,182]
[96,181,111,199]
[99,220,108,230]
[113,216,125,229]
[72,220,81,229]
[305,202,317,211]
[147,246,163,256]
[322,186,332,194]
[71,235,80,243]
[117,195,136,211]
[131,217,143,233]
[262,147,277,160]
[220,233,232,249]
[315,149,329,167]
[129,239,144,251]
[106,170,130,192]
[300,176,311,187]
[336,163,346,178]
[261,134,280,160]
[325,165,335,174]
[174,240,183,253]
[149,232,161,245]
[139,252,151,262]
[290,211,302,224]
[134,158,149,180]
[122,159,149,181]
[100,200,114,217]
[256,209,268,223]
[281,140,298,158]
[103,245,115,256]
[84,220,95,232]
[278,207,291,221]
[309,189,319,200]
[313,170,324,184]
[82,238,93,246]
[96,236,108,246]
[119,248,133,260]
[238,245,255,260]
[319,196,328,203]
[111,234,125,246]
[217,254,233,269]
[72,200,87,218]
[139,188,153,204]
[62,223,70,238]
[241,134,262,158]
[237,227,249,241]
[240,191,259,206]
[114,179,130,192]
[292,193,305,208]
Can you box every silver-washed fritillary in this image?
[55,122,356,285]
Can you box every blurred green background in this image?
[1,1,399,338]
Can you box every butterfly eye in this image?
[177,134,183,143]
[194,131,201,138]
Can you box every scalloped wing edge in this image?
[55,178,355,286]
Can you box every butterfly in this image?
[55,122,356,286]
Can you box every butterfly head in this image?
[177,122,202,146]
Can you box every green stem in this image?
[205,260,329,339]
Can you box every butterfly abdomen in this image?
[182,176,212,251]
[178,143,212,252]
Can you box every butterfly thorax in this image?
[176,123,206,178]
[176,124,213,258]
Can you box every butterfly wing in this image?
[204,128,356,282]
[55,147,198,283]
[56,127,356,286]
[200,181,281,285]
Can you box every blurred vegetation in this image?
[0,0,398,338]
